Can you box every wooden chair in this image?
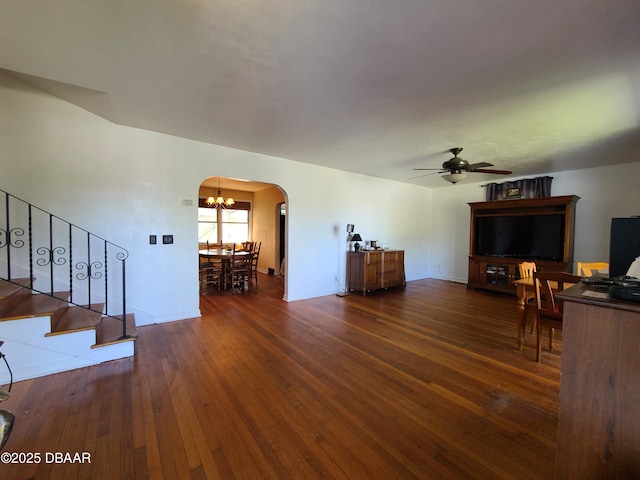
[199,255,223,290]
[518,261,537,332]
[250,242,261,286]
[533,271,582,362]
[229,246,252,292]
[576,261,609,277]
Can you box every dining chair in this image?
[576,261,609,277]
[518,261,537,332]
[229,246,252,292]
[250,242,262,285]
[533,271,582,362]
[199,255,223,290]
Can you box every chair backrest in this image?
[577,261,609,277]
[534,271,582,317]
[518,261,537,279]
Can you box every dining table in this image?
[199,248,251,290]
[199,248,251,259]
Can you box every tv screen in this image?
[475,214,565,260]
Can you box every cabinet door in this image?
[347,252,365,291]
[484,263,511,288]
[364,251,383,290]
[382,251,404,287]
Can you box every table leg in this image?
[516,283,527,350]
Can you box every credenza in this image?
[347,250,405,295]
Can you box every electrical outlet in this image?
[162,235,173,244]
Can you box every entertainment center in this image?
[467,195,580,294]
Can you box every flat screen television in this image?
[474,214,565,261]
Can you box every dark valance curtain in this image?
[485,176,553,201]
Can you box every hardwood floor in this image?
[0,276,562,479]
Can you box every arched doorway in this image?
[197,176,287,297]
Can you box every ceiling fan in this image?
[413,147,513,184]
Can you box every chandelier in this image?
[205,178,235,209]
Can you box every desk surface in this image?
[557,282,640,313]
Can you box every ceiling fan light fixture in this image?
[442,172,468,184]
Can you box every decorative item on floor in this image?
[0,341,14,451]
[205,177,235,209]
[351,234,362,252]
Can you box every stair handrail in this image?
[0,189,131,339]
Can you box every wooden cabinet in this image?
[554,284,640,479]
[347,250,405,295]
[467,195,579,295]
[468,256,571,295]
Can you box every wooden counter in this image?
[554,283,640,479]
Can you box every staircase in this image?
[0,190,136,382]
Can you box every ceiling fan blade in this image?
[412,168,444,171]
[467,162,493,169]
[408,171,440,180]
[470,168,513,175]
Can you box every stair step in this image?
[94,314,137,348]
[0,293,68,322]
[47,305,104,336]
[0,278,32,299]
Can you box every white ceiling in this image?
[2,0,640,188]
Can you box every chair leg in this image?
[528,306,537,334]
[536,322,542,362]
[549,328,555,351]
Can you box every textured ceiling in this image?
[2,0,640,188]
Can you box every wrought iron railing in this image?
[0,189,131,339]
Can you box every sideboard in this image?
[347,250,405,295]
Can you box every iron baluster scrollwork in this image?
[75,260,104,281]
[0,188,131,338]
[0,227,25,282]
[35,246,67,267]
[0,227,25,249]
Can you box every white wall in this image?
[429,162,640,282]
[0,72,431,325]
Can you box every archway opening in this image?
[197,176,287,298]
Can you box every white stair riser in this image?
[0,316,134,382]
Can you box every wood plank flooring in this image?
[0,276,562,479]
